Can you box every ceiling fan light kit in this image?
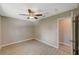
[19,9,43,20]
[30,16,34,19]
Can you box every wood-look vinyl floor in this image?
[0,39,72,55]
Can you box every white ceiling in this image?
[0,3,78,21]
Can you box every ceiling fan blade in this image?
[34,17,38,19]
[35,14,42,16]
[28,9,32,13]
[19,14,29,16]
[28,9,35,13]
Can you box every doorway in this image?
[58,17,73,54]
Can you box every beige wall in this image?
[0,16,1,49]
[1,16,34,46]
[35,17,59,48]
[35,16,72,47]
[59,17,72,45]
[59,19,64,43]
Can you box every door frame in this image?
[73,15,79,55]
[57,16,73,54]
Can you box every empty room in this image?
[0,3,79,55]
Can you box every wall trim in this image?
[35,39,58,48]
[59,42,71,47]
[1,38,33,47]
[1,38,59,49]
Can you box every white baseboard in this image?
[59,42,71,47]
[1,38,33,47]
[36,39,58,48]
[1,38,59,49]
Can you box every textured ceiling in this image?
[0,3,78,21]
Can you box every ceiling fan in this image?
[19,9,43,19]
